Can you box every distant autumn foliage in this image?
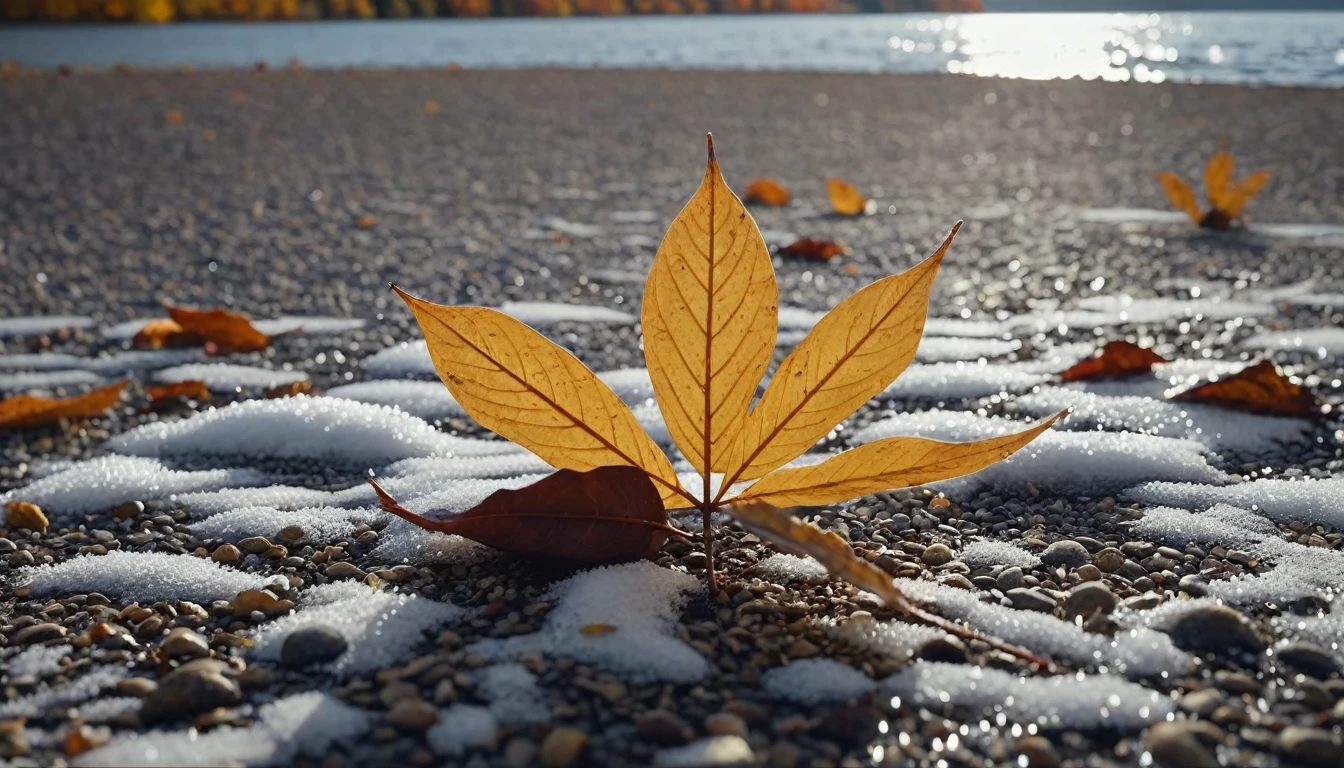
[5,0,982,21]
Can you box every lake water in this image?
[2,12,1342,87]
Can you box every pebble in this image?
[920,543,954,566]
[237,536,272,554]
[1178,689,1225,718]
[1275,641,1341,679]
[3,501,48,533]
[1160,603,1265,656]
[281,625,348,667]
[1061,581,1116,619]
[995,566,1024,591]
[115,677,158,697]
[13,622,66,644]
[1276,726,1341,768]
[705,712,749,738]
[1006,588,1056,613]
[325,562,367,580]
[142,659,242,724]
[161,627,210,658]
[654,736,754,766]
[1145,721,1222,768]
[211,543,241,566]
[637,710,690,745]
[386,699,439,732]
[1040,540,1090,568]
[1014,735,1061,768]
[540,727,589,768]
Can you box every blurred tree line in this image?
[3,0,981,22]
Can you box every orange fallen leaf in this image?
[132,318,194,350]
[146,380,211,404]
[580,623,618,636]
[64,725,104,758]
[778,237,846,262]
[264,380,313,399]
[843,264,859,276]
[825,178,867,217]
[1172,359,1320,419]
[5,501,48,533]
[743,178,791,206]
[167,305,270,353]
[1156,151,1271,230]
[0,381,127,431]
[423,99,440,115]
[164,108,185,125]
[356,214,377,230]
[1060,341,1168,382]
[370,466,672,563]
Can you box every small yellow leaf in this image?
[734,413,1064,508]
[642,135,778,477]
[1203,151,1236,212]
[721,225,959,489]
[580,623,618,636]
[743,178,791,206]
[825,178,867,216]
[1154,171,1202,224]
[727,500,903,606]
[393,287,688,508]
[1223,169,1270,217]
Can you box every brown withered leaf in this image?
[1172,359,1321,419]
[146,380,211,404]
[728,500,903,606]
[743,178,791,206]
[264,380,313,399]
[825,178,867,217]
[1060,341,1168,382]
[0,381,127,431]
[778,238,846,262]
[368,466,673,563]
[167,305,270,353]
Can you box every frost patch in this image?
[763,659,1173,731]
[914,336,1020,363]
[1126,477,1344,529]
[325,380,466,420]
[153,363,309,391]
[475,664,549,725]
[0,456,266,518]
[427,705,498,758]
[0,666,126,718]
[370,518,497,566]
[881,361,1047,400]
[250,582,463,678]
[75,692,370,767]
[6,646,71,679]
[176,485,340,518]
[959,540,1041,569]
[250,316,367,336]
[0,315,94,338]
[0,370,104,392]
[498,301,635,326]
[363,341,436,379]
[1242,327,1344,358]
[191,506,383,544]
[853,410,1226,495]
[1017,386,1314,455]
[471,561,708,683]
[111,398,522,465]
[23,551,267,603]
[751,553,828,583]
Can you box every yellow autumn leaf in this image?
[642,135,778,477]
[1224,169,1271,217]
[720,225,959,490]
[825,178,867,216]
[1203,150,1236,212]
[727,500,903,606]
[392,287,688,508]
[1154,171,1201,224]
[733,413,1064,507]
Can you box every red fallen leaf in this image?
[1060,341,1168,382]
[0,381,127,431]
[778,238,846,262]
[146,380,211,404]
[368,466,673,563]
[1172,359,1321,419]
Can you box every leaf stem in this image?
[701,502,718,595]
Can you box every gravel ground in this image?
[2,68,1344,767]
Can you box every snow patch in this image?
[1242,327,1344,358]
[250,582,463,678]
[0,315,95,338]
[475,664,549,725]
[250,316,367,336]
[0,456,265,518]
[0,666,126,718]
[363,340,435,379]
[23,551,267,603]
[499,301,635,326]
[852,410,1226,495]
[324,380,465,420]
[427,705,498,758]
[881,361,1047,400]
[653,737,755,767]
[6,645,71,679]
[471,561,708,683]
[752,553,828,583]
[191,505,383,544]
[915,336,1020,363]
[0,369,104,392]
[152,363,308,390]
[960,540,1042,569]
[1126,477,1344,529]
[111,398,522,465]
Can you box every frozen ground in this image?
[1,69,1342,768]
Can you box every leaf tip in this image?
[706,132,715,161]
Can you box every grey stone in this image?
[280,625,348,668]
[1040,540,1090,568]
